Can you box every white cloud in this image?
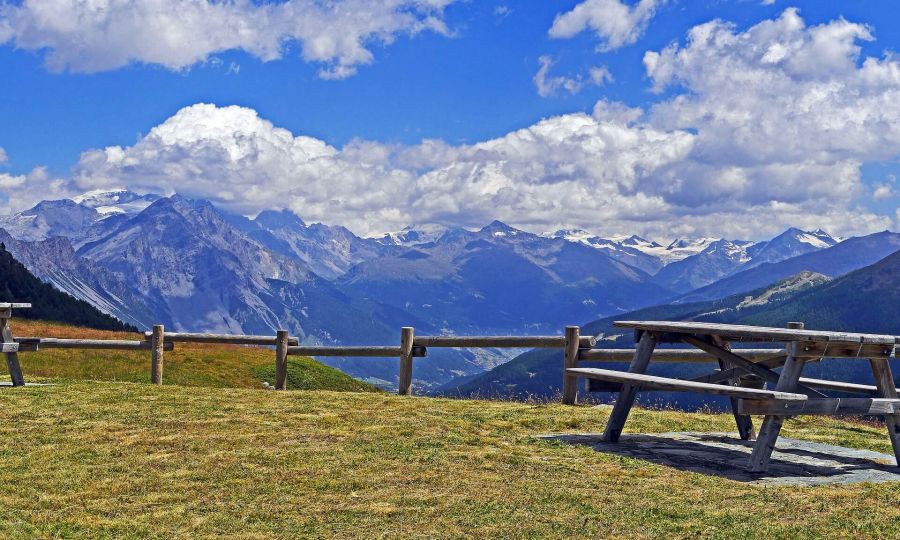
[0,0,457,78]
[873,184,895,200]
[0,166,73,215]
[0,147,7,164]
[533,56,611,97]
[67,103,695,235]
[3,8,899,241]
[589,65,614,85]
[549,0,663,51]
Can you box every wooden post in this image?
[715,336,756,441]
[748,321,806,472]
[150,325,164,385]
[275,330,289,391]
[398,327,414,396]
[562,326,580,405]
[868,356,900,465]
[0,311,25,387]
[602,331,658,442]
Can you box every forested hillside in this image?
[0,243,136,331]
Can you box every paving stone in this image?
[539,432,900,486]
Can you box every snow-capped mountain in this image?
[654,239,757,292]
[550,230,665,274]
[379,224,459,247]
[72,188,160,216]
[0,189,161,244]
[0,189,865,389]
[651,228,840,293]
[744,227,839,269]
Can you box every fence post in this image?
[275,330,289,390]
[150,324,164,385]
[398,326,414,395]
[562,325,580,405]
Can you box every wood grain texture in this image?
[398,327,415,396]
[869,357,900,465]
[275,330,289,391]
[0,317,25,386]
[748,347,808,472]
[413,335,595,348]
[569,368,808,400]
[150,325,164,385]
[614,320,896,345]
[287,345,426,357]
[601,331,658,443]
[562,326,580,405]
[737,398,900,416]
[683,336,826,398]
[143,331,299,346]
[577,348,783,363]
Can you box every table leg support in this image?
[601,331,657,443]
[868,357,900,466]
[0,318,24,387]
[748,349,806,472]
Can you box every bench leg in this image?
[868,357,900,466]
[0,319,24,387]
[727,374,759,441]
[601,331,657,442]
[748,350,805,472]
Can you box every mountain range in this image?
[443,247,900,402]
[0,189,895,391]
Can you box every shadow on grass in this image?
[542,432,900,485]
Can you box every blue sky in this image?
[0,0,898,239]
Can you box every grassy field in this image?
[5,319,378,392]
[2,319,899,538]
[0,381,898,539]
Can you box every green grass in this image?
[0,381,898,539]
[6,318,379,392]
[255,358,380,392]
[3,319,900,537]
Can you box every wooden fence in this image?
[12,323,899,399]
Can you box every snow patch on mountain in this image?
[380,224,454,246]
[73,189,161,218]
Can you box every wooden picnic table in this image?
[569,320,899,472]
[0,303,29,387]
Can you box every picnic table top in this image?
[0,303,31,310]
[614,320,899,345]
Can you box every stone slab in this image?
[541,431,900,486]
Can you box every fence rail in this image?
[9,318,899,399]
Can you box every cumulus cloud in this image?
[69,103,695,235]
[549,0,663,51]
[0,166,74,215]
[3,8,899,241]
[641,8,900,217]
[0,0,457,78]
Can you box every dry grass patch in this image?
[0,382,897,538]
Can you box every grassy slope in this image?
[4,319,378,392]
[0,381,898,538]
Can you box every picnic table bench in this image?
[0,303,29,386]
[568,320,899,472]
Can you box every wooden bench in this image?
[568,368,808,401]
[580,320,900,473]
